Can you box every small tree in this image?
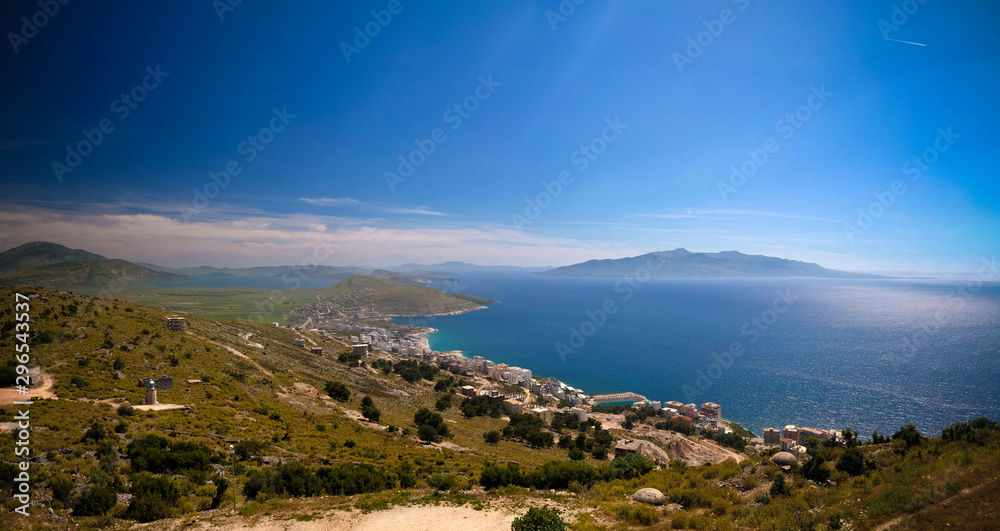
[770,472,789,497]
[362,404,381,422]
[418,424,440,443]
[483,430,501,445]
[836,447,865,476]
[512,506,566,531]
[803,454,830,483]
[325,381,350,401]
[892,423,924,448]
[435,393,452,411]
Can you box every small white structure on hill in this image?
[137,376,173,405]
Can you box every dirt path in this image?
[241,332,265,350]
[188,332,273,377]
[134,501,563,531]
[0,369,57,404]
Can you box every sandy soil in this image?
[0,369,57,404]
[135,504,526,531]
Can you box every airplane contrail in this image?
[884,37,927,47]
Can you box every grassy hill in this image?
[315,275,496,317]
[0,241,106,274]
[0,287,997,530]
[0,259,185,289]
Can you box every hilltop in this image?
[0,287,997,530]
[541,249,885,279]
[0,241,106,274]
[0,259,184,289]
[291,275,497,322]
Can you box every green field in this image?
[85,286,324,324]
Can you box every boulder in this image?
[772,451,797,466]
[633,487,666,505]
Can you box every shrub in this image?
[324,381,350,401]
[418,424,440,443]
[117,403,134,417]
[211,476,229,509]
[362,405,381,422]
[435,394,452,411]
[426,473,457,492]
[617,503,659,525]
[892,423,924,448]
[74,486,116,516]
[414,407,449,438]
[82,421,107,443]
[234,440,269,461]
[483,430,501,445]
[836,447,865,476]
[127,472,179,522]
[127,435,212,474]
[512,506,566,531]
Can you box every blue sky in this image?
[1,0,998,272]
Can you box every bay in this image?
[395,272,1000,438]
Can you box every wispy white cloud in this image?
[378,205,446,216]
[297,197,360,207]
[635,208,844,224]
[0,204,632,268]
[297,197,445,216]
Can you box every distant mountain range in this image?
[540,249,885,279]
[388,261,551,273]
[0,241,107,274]
[0,259,184,289]
[0,242,885,289]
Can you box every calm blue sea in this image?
[393,272,1000,438]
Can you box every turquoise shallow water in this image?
[394,272,1000,438]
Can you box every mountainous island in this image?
[541,249,884,279]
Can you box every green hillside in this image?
[0,241,106,274]
[315,275,496,317]
[0,259,184,289]
[0,287,997,530]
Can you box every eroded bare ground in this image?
[130,496,588,531]
[590,412,745,466]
